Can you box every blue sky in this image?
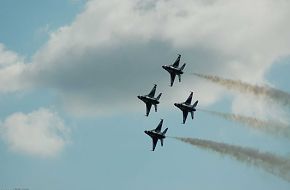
[1,0,290,189]
[0,0,84,56]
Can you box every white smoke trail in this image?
[174,137,290,182]
[193,73,290,107]
[199,109,290,139]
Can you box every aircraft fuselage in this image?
[144,130,165,140]
[174,103,196,112]
[162,65,183,75]
[138,96,160,105]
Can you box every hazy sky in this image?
[1,0,290,189]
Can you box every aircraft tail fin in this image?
[193,100,198,107]
[162,128,168,135]
[156,93,162,100]
[180,63,186,71]
[160,139,164,146]
[154,104,157,112]
[191,111,194,119]
[178,74,181,82]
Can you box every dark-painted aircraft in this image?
[144,119,168,151]
[138,84,162,116]
[162,54,186,86]
[174,92,198,124]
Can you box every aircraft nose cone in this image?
[162,65,166,69]
[137,96,141,99]
[144,130,148,134]
[174,103,178,107]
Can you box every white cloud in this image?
[0,108,70,157]
[0,43,23,67]
[0,43,30,92]
[1,0,290,117]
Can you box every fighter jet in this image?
[162,54,186,86]
[174,92,198,124]
[144,119,168,151]
[138,84,162,116]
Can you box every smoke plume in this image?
[193,73,290,107]
[199,109,290,139]
[174,137,290,182]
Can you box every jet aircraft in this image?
[174,92,198,124]
[162,54,186,86]
[138,84,162,116]
[144,119,168,151]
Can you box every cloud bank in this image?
[0,0,290,116]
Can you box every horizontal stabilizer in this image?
[180,63,186,71]
[161,139,164,146]
[156,93,162,100]
[191,111,194,119]
[162,128,168,135]
[193,100,198,107]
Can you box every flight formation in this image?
[138,54,199,151]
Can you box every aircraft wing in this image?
[148,84,157,98]
[146,103,152,116]
[182,111,188,124]
[152,137,158,151]
[185,92,193,105]
[172,54,181,68]
[154,119,163,133]
[170,73,176,87]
